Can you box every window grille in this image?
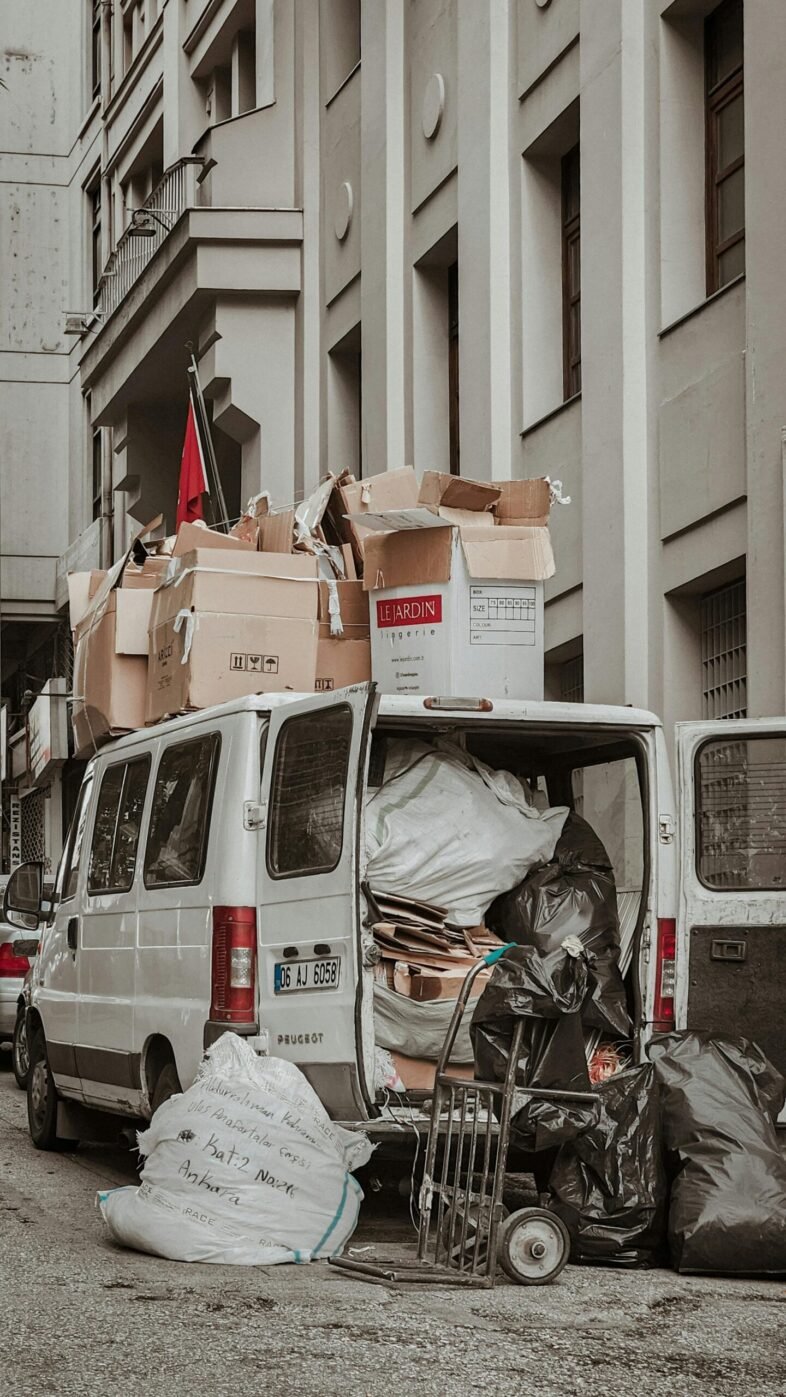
[54,621,74,690]
[21,788,47,867]
[560,654,584,705]
[701,579,747,719]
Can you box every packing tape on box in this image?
[173,608,198,664]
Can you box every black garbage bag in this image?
[648,1031,786,1275]
[470,943,597,1152]
[548,1064,668,1267]
[486,813,630,1037]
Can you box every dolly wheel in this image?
[497,1207,570,1285]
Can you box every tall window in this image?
[701,578,747,719]
[88,176,102,304]
[90,0,102,100]
[92,429,103,521]
[705,0,744,294]
[448,262,459,476]
[561,145,581,400]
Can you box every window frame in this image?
[705,0,745,296]
[61,774,94,904]
[143,733,222,891]
[87,755,151,897]
[266,703,354,881]
[561,144,581,401]
[694,733,786,892]
[90,0,102,100]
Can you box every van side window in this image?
[267,706,352,878]
[62,775,93,901]
[697,736,786,890]
[144,734,221,888]
[88,757,151,895]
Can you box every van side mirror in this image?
[3,861,44,930]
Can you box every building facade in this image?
[1,0,784,873]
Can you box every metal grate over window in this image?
[697,736,786,889]
[20,788,47,867]
[560,655,584,705]
[701,579,746,719]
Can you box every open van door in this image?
[676,719,786,1109]
[256,682,378,1120]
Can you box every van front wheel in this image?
[27,1028,78,1152]
[150,1061,181,1114]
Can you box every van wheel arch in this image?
[142,1036,181,1116]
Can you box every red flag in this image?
[176,396,209,528]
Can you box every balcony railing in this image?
[95,157,203,323]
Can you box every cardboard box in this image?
[258,509,295,554]
[146,551,372,721]
[72,592,154,755]
[392,961,489,1002]
[389,1052,473,1091]
[318,579,369,631]
[361,514,554,700]
[172,521,255,558]
[493,478,551,527]
[418,471,500,513]
[329,466,420,567]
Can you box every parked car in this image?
[5,683,786,1152]
[0,922,34,1074]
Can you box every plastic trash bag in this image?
[98,1033,373,1265]
[648,1031,786,1275]
[365,739,568,926]
[548,1064,668,1267]
[470,943,597,1151]
[486,813,630,1036]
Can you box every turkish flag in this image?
[176,398,209,528]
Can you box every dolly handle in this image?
[483,942,517,967]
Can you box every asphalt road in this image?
[0,1058,784,1397]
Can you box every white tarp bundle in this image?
[98,1034,373,1266]
[365,739,568,926]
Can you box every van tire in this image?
[27,1028,78,1152]
[151,1061,181,1114]
[12,1007,29,1091]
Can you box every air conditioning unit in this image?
[64,312,101,336]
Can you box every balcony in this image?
[95,158,204,324]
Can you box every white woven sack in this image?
[98,1033,373,1265]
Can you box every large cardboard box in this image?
[327,465,420,568]
[360,514,554,700]
[70,564,161,756]
[146,551,371,721]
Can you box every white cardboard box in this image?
[359,515,554,700]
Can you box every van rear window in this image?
[267,706,352,877]
[144,734,221,888]
[88,757,150,895]
[697,736,786,889]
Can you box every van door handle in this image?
[67,917,78,952]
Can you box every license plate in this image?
[274,957,341,994]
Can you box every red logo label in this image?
[376,594,443,628]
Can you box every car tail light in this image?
[210,906,257,1023]
[0,941,30,979]
[653,918,676,1031]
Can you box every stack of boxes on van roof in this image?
[66,466,559,759]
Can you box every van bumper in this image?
[203,1020,260,1051]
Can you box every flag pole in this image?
[188,354,229,532]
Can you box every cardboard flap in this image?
[493,479,552,526]
[362,528,453,590]
[418,471,501,512]
[345,507,449,532]
[173,521,255,558]
[114,590,155,655]
[437,506,493,527]
[458,524,555,581]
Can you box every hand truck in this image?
[330,945,597,1287]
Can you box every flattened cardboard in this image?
[362,528,453,591]
[67,570,104,631]
[459,525,555,582]
[346,507,448,533]
[172,522,255,557]
[147,613,321,723]
[418,471,501,512]
[258,509,295,554]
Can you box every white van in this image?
[6,682,785,1149]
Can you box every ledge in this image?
[520,391,581,440]
[659,274,745,340]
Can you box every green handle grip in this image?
[482,942,517,967]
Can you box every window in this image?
[144,735,221,888]
[88,757,150,894]
[448,262,459,477]
[705,0,744,293]
[63,776,94,901]
[701,578,746,719]
[561,145,581,399]
[267,707,353,877]
[88,176,102,303]
[321,0,361,102]
[90,0,102,100]
[560,654,584,704]
[92,429,103,521]
[697,736,786,889]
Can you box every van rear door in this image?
[257,682,377,1119]
[675,720,786,1090]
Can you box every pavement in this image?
[0,1056,784,1397]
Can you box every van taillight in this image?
[210,907,257,1023]
[653,918,676,1031]
[0,942,30,978]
